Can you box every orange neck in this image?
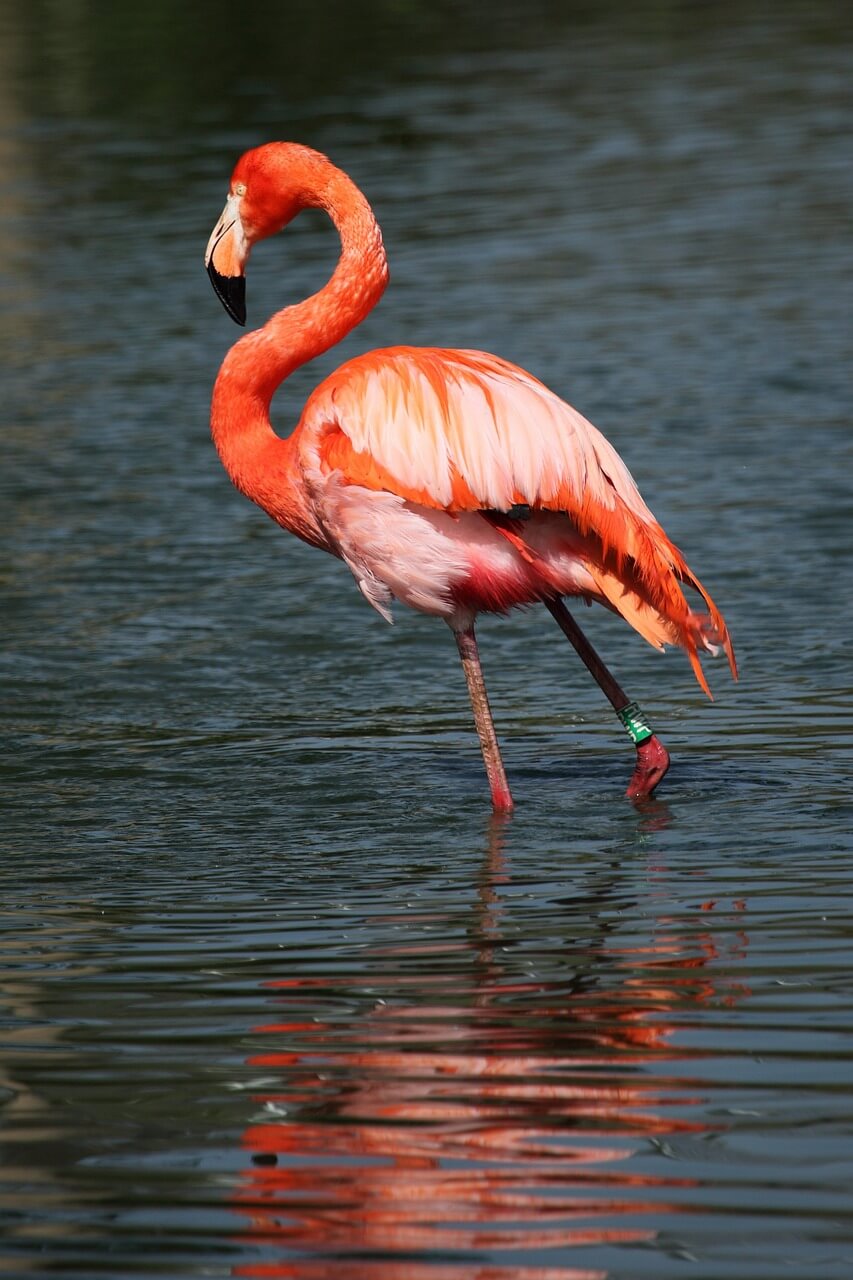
[210,160,389,543]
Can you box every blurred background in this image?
[1,2,852,1277]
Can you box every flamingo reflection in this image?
[231,824,749,1278]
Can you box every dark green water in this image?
[2,3,852,1277]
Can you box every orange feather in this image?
[304,347,736,692]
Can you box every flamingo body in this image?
[205,142,735,808]
[297,345,733,693]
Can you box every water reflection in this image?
[0,906,117,1272]
[232,822,749,1276]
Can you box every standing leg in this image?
[453,623,514,813]
[544,597,670,800]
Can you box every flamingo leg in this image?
[453,624,514,813]
[544,597,670,800]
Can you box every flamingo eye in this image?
[233,182,247,197]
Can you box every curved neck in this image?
[210,162,388,532]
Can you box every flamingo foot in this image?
[490,786,515,815]
[625,734,670,801]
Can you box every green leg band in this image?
[616,701,654,746]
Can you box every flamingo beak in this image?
[205,195,248,325]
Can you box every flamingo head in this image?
[205,142,332,326]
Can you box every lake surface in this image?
[1,3,852,1277]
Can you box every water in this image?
[1,3,852,1276]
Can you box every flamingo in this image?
[204,142,736,812]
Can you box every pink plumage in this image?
[205,141,736,810]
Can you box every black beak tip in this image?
[207,260,246,326]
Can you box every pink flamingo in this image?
[204,142,736,812]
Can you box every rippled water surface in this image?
[1,3,852,1277]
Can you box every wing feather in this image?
[304,346,654,517]
[298,346,735,685]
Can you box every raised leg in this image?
[453,624,514,813]
[544,596,670,800]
